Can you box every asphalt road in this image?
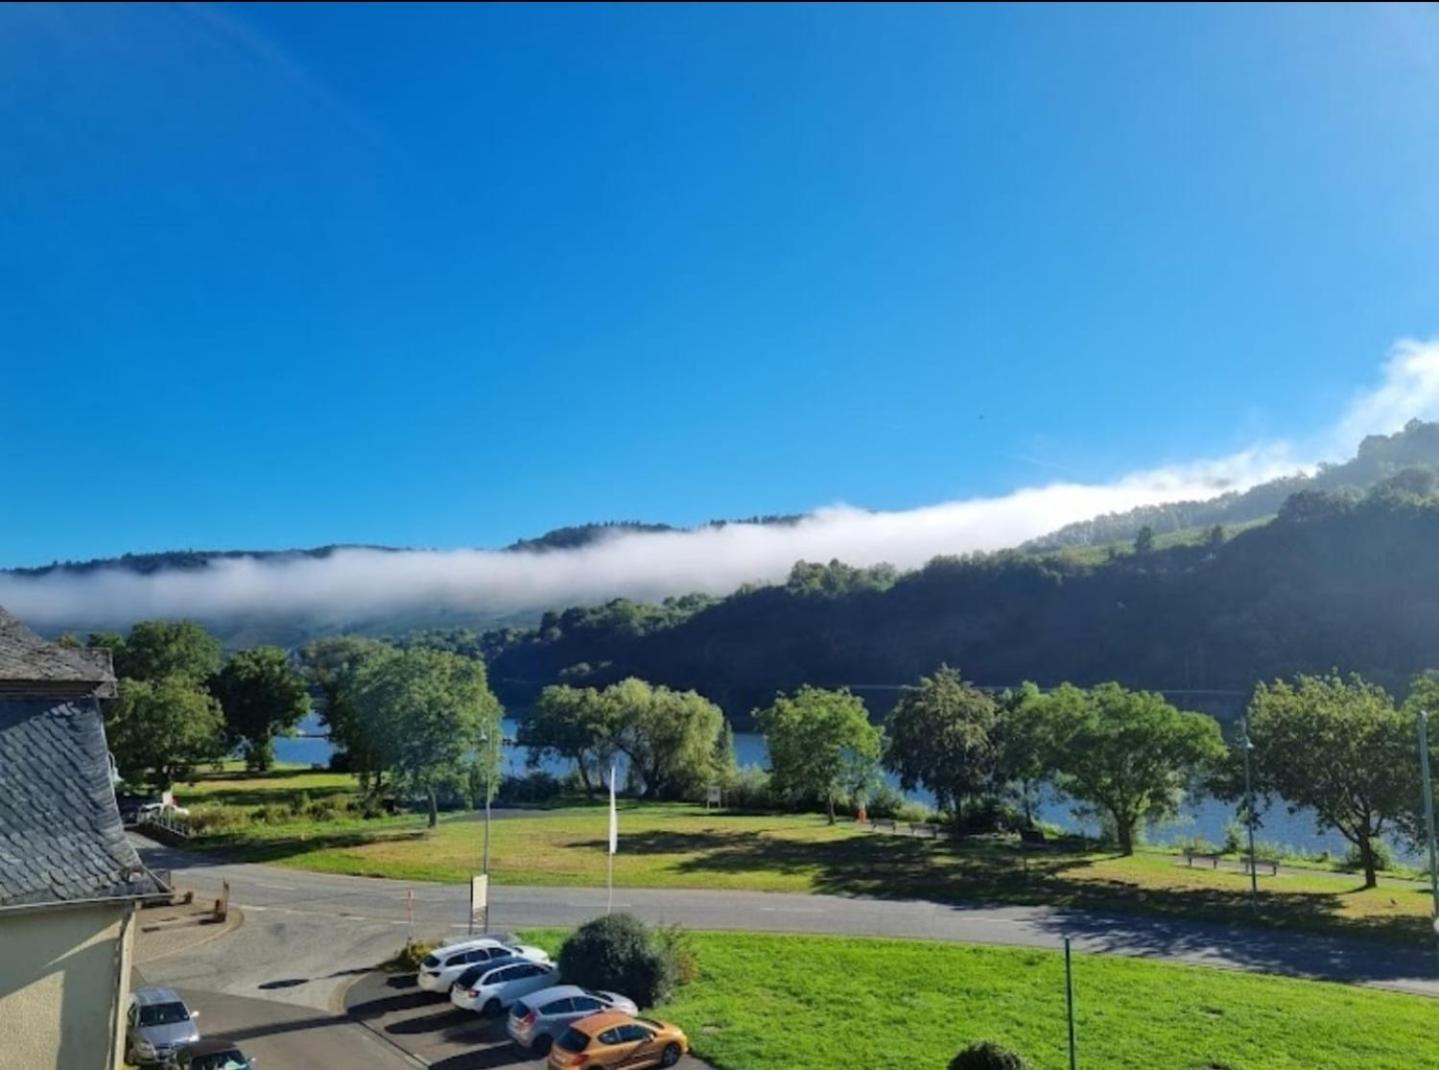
[131,833,1439,999]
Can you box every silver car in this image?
[505,984,639,1054]
[126,987,200,1066]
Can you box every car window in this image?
[620,1024,654,1042]
[517,964,542,978]
[557,1027,591,1051]
[572,996,603,1012]
[492,966,519,984]
[598,1028,623,1044]
[541,997,574,1015]
[456,966,483,987]
[138,1002,191,1027]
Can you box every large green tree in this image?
[606,678,724,800]
[213,646,311,771]
[994,682,1053,825]
[353,647,502,827]
[518,684,616,798]
[112,619,222,683]
[298,636,390,789]
[1043,682,1225,855]
[1246,672,1414,887]
[884,666,998,817]
[107,676,226,790]
[756,686,882,823]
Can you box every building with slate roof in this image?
[0,606,163,1070]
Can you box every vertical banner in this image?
[471,874,489,934]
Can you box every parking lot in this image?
[345,971,712,1070]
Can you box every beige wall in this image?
[0,902,134,1070]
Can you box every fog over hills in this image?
[4,341,1439,642]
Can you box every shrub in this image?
[653,923,699,986]
[496,770,563,805]
[896,801,932,824]
[949,1041,1032,1070]
[1343,839,1393,873]
[1222,821,1245,855]
[289,791,311,817]
[388,938,436,973]
[307,799,341,822]
[953,799,1025,835]
[186,808,245,834]
[862,781,907,819]
[724,766,775,812]
[1176,835,1220,857]
[251,803,293,825]
[557,913,677,1007]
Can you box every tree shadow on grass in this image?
[598,827,1435,957]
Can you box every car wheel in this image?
[661,1042,681,1066]
[533,1034,553,1056]
[482,998,501,1018]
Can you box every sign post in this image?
[470,874,489,935]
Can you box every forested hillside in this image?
[1024,418,1439,550]
[473,475,1439,724]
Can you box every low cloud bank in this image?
[6,340,1439,631]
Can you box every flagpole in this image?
[607,762,617,915]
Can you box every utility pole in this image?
[1418,711,1439,954]
[1240,718,1258,914]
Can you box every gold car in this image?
[546,1010,689,1069]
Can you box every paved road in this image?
[131,834,1439,999]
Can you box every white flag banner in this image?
[608,763,618,856]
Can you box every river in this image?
[274,715,1385,860]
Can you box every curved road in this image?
[130,834,1439,1006]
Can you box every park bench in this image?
[1239,856,1280,876]
[868,817,898,832]
[1183,850,1223,869]
[909,822,942,838]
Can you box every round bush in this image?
[949,1041,1031,1070]
[557,913,676,1008]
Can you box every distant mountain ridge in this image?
[1023,419,1439,550]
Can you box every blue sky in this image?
[3,3,1439,569]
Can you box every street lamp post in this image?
[483,728,494,880]
[1240,719,1258,915]
[1417,711,1439,952]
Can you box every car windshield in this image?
[421,954,439,969]
[191,1052,250,1070]
[455,966,484,986]
[139,1002,191,1027]
[557,1027,591,1051]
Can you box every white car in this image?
[415,937,551,994]
[449,960,559,1016]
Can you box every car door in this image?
[618,1023,660,1069]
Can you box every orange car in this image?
[546,1010,689,1069]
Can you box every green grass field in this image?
[173,767,1435,944]
[517,930,1439,1070]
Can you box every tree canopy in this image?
[756,686,882,822]
[212,646,310,771]
[107,675,226,790]
[884,666,998,816]
[111,619,222,684]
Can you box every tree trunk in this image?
[826,794,836,825]
[1358,836,1378,889]
[577,760,594,800]
[427,786,438,829]
[1116,817,1136,855]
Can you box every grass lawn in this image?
[174,768,1436,944]
[517,930,1439,1070]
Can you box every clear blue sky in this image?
[3,4,1438,568]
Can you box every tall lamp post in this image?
[1417,711,1439,953]
[1240,719,1258,915]
[482,728,494,880]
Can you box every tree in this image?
[519,685,615,798]
[353,647,503,827]
[606,679,724,800]
[213,646,311,771]
[1246,672,1414,887]
[950,1042,1031,1070]
[1133,525,1156,554]
[756,686,881,823]
[1043,683,1224,855]
[557,913,677,1008]
[712,720,739,793]
[298,636,390,788]
[107,676,226,790]
[884,666,998,817]
[113,619,223,683]
[993,683,1053,825]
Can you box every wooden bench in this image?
[1240,857,1280,876]
[909,822,941,838]
[868,817,897,832]
[1183,851,1223,869]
